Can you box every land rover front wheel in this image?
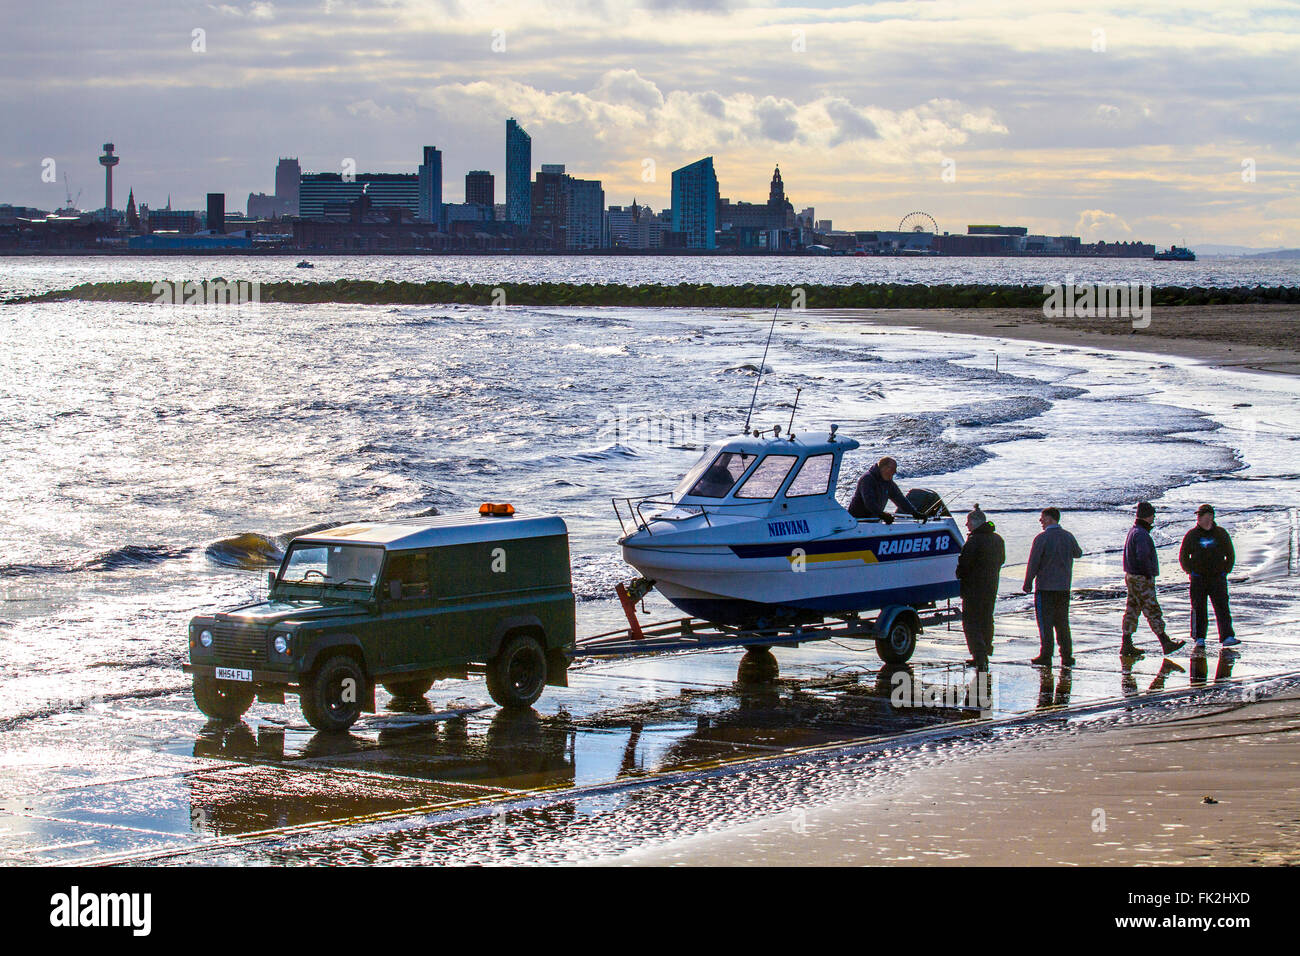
[486,633,547,709]
[300,655,366,732]
[193,675,256,721]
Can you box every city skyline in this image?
[3,1,1298,247]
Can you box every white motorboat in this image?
[615,426,964,627]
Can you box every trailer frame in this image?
[571,599,962,666]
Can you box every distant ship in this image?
[1153,245,1196,261]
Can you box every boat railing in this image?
[612,493,773,536]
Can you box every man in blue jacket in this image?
[1179,504,1240,649]
[848,457,921,523]
[1121,502,1186,659]
[1023,507,1083,667]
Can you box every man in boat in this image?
[955,504,1005,669]
[1178,504,1240,651]
[1120,501,1185,660]
[847,457,921,523]
[1023,507,1083,667]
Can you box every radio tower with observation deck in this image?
[98,143,120,216]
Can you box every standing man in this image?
[955,503,1005,669]
[1121,502,1186,659]
[1023,507,1083,667]
[1179,504,1240,649]
[848,456,921,523]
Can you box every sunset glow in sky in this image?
[5,0,1297,246]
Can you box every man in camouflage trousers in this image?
[1121,501,1186,659]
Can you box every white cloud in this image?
[1075,209,1133,240]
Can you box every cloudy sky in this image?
[4,0,1297,246]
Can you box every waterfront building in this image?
[275,158,300,216]
[465,170,495,210]
[206,193,225,233]
[564,176,606,250]
[299,172,419,219]
[417,146,443,226]
[506,118,532,228]
[146,208,201,233]
[670,157,718,249]
[607,201,664,249]
[530,165,566,244]
[444,202,494,225]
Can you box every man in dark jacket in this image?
[955,504,1005,668]
[1179,504,1240,649]
[1023,507,1083,666]
[848,457,920,523]
[1121,502,1186,659]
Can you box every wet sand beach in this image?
[614,687,1300,866]
[826,304,1300,375]
[2,293,1298,865]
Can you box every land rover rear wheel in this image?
[875,617,918,665]
[382,676,435,699]
[300,655,366,732]
[193,675,256,721]
[486,633,547,709]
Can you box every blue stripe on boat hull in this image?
[666,580,960,627]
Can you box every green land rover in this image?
[185,510,576,732]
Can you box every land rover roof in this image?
[290,513,567,551]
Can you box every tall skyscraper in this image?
[530,164,566,242]
[418,146,443,227]
[506,118,532,228]
[98,143,119,215]
[275,158,300,216]
[465,170,495,209]
[671,157,718,249]
[563,176,605,250]
[206,192,225,233]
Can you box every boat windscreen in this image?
[785,453,835,497]
[682,451,754,498]
[734,455,798,499]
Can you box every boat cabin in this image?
[671,429,861,515]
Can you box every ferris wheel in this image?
[898,212,938,234]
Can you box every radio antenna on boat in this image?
[786,387,802,438]
[743,304,780,434]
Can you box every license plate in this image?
[215,667,252,682]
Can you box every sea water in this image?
[1,294,1297,728]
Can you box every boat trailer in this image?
[573,579,962,667]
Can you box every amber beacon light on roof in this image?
[479,502,516,517]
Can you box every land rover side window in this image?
[785,454,834,497]
[734,455,798,499]
[281,544,382,589]
[382,551,431,599]
[685,452,753,498]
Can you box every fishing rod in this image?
[743,303,780,435]
[918,482,977,520]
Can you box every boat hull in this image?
[623,521,963,626]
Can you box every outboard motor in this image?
[905,488,950,518]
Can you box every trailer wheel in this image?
[193,675,255,721]
[300,654,366,733]
[486,633,548,709]
[382,676,435,699]
[876,617,917,665]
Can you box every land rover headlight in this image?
[273,635,289,655]
[199,630,213,647]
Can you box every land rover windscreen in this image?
[274,541,384,601]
